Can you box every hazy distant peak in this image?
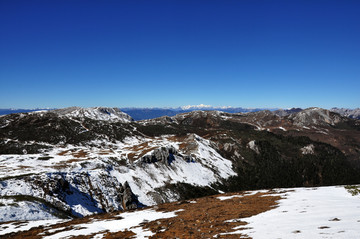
[330,107,360,119]
[273,108,302,117]
[180,104,234,110]
[180,104,213,110]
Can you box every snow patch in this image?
[247,140,260,154]
[0,219,64,236]
[278,126,287,131]
[223,186,360,238]
[301,144,315,155]
[217,195,243,201]
[43,209,180,239]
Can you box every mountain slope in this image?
[0,107,359,222]
[331,107,360,119]
[1,186,359,239]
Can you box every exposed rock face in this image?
[247,140,260,155]
[122,181,138,210]
[301,144,315,155]
[141,146,178,165]
[0,172,141,220]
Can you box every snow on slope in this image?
[50,107,133,122]
[223,186,360,238]
[0,134,236,219]
[1,186,359,238]
[0,219,64,237]
[111,134,236,205]
[0,199,59,221]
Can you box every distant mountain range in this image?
[1,106,359,120]
[0,108,55,116]
[120,106,273,120]
[0,106,271,121]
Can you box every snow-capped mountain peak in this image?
[180,104,233,110]
[181,104,213,110]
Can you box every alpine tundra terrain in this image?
[0,107,359,229]
[1,186,360,238]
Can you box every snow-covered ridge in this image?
[49,107,133,123]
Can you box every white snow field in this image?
[223,186,360,238]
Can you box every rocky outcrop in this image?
[0,172,141,220]
[301,144,315,155]
[141,146,178,165]
[247,140,260,154]
[121,181,138,210]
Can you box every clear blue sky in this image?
[1,0,359,109]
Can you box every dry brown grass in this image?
[2,191,281,239]
[98,149,114,155]
[57,150,70,156]
[145,192,280,238]
[72,150,88,158]
[124,142,157,161]
[57,149,88,158]
[16,166,31,169]
[49,158,88,169]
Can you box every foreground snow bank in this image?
[230,186,360,238]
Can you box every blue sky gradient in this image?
[1,0,359,109]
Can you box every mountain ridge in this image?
[1,106,359,223]
[1,106,359,120]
